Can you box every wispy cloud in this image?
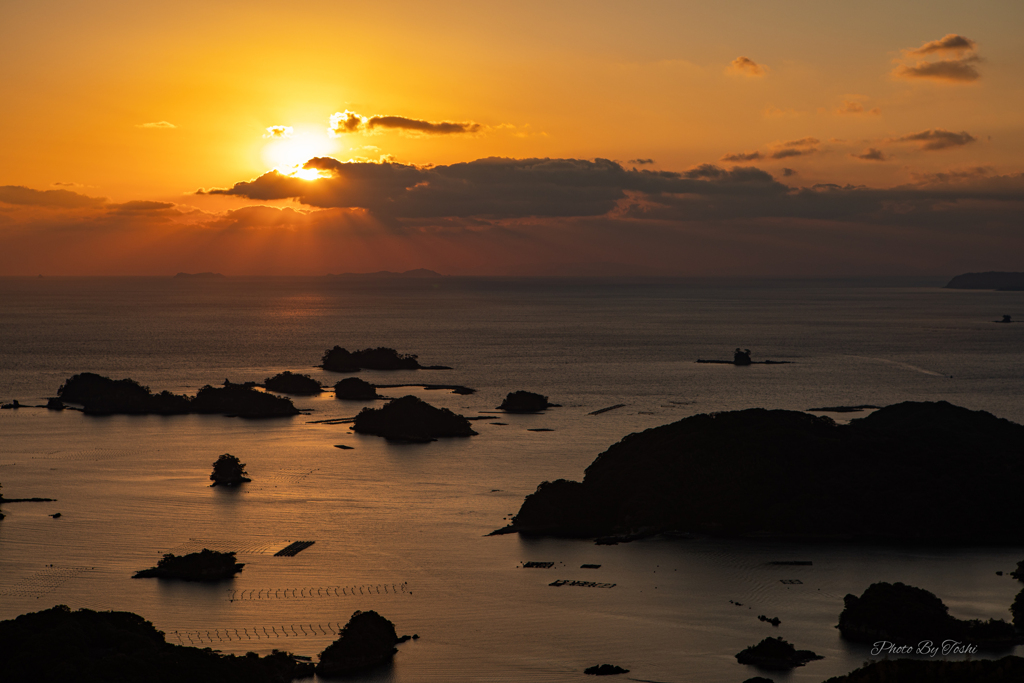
[721,151,763,162]
[263,125,293,138]
[728,56,768,77]
[136,121,177,129]
[852,148,887,161]
[893,129,977,151]
[329,110,482,136]
[893,34,981,83]
[835,99,881,116]
[629,158,655,165]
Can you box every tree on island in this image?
[210,454,250,487]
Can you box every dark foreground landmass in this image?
[353,395,477,442]
[944,272,1024,290]
[133,549,244,581]
[502,401,1024,541]
[57,374,299,417]
[0,605,312,683]
[822,656,1024,682]
[838,582,1021,649]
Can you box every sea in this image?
[1,275,1022,682]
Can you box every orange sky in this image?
[2,1,1022,276]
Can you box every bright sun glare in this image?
[261,129,336,179]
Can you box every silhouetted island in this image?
[316,610,400,677]
[56,373,299,417]
[262,371,322,395]
[133,549,243,581]
[321,346,450,372]
[498,401,1024,542]
[821,656,1024,682]
[353,395,477,442]
[584,664,629,675]
[735,637,822,670]
[696,349,791,365]
[334,377,380,400]
[0,605,313,683]
[498,391,557,413]
[209,454,250,487]
[838,582,1020,649]
[944,271,1024,290]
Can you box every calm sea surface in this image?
[1,276,1022,682]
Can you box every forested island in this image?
[56,374,299,417]
[353,395,477,442]
[321,346,450,372]
[501,401,1024,542]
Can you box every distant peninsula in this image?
[173,272,225,279]
[944,271,1024,290]
[324,269,443,279]
[499,401,1024,542]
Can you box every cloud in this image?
[780,138,820,148]
[907,34,976,56]
[201,156,788,220]
[263,125,293,138]
[894,59,980,82]
[770,149,813,160]
[910,166,993,184]
[781,168,797,177]
[835,100,881,116]
[852,148,887,161]
[0,185,106,208]
[6,167,1024,277]
[137,121,177,129]
[893,129,977,151]
[329,110,482,136]
[722,151,763,162]
[729,56,767,77]
[629,158,655,165]
[893,34,981,83]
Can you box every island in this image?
[55,373,299,417]
[263,371,322,395]
[498,391,557,413]
[321,346,450,372]
[583,664,630,675]
[944,271,1024,290]
[209,454,251,487]
[735,637,822,670]
[334,377,380,400]
[353,395,477,442]
[497,401,1024,542]
[316,610,400,677]
[132,549,244,581]
[0,605,313,683]
[838,582,1021,649]
[696,349,791,365]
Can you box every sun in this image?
[261,126,337,178]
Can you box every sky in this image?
[1,0,1022,276]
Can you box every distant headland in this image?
[324,269,444,279]
[173,272,225,279]
[944,271,1024,290]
